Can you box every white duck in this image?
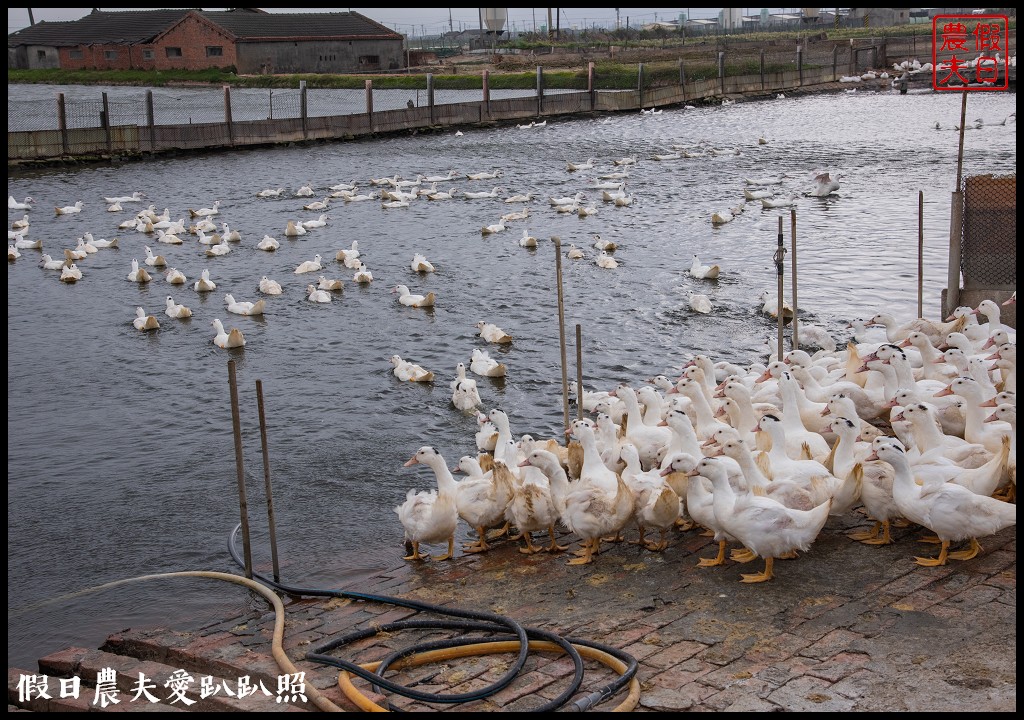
[411,253,435,273]
[211,318,246,349]
[452,454,511,553]
[596,251,619,269]
[306,284,332,303]
[224,294,265,316]
[294,254,324,274]
[132,307,160,331]
[257,235,280,252]
[689,254,720,280]
[476,321,512,344]
[566,244,584,260]
[619,443,680,551]
[470,348,506,377]
[259,276,283,295]
[143,246,166,268]
[451,364,482,412]
[8,196,34,210]
[519,229,538,248]
[808,171,841,197]
[189,200,221,218]
[126,259,152,283]
[284,221,307,237]
[481,219,507,235]
[204,237,231,257]
[55,201,84,215]
[873,442,1015,567]
[690,456,831,583]
[38,253,66,270]
[194,269,217,292]
[164,295,192,319]
[317,276,343,291]
[393,284,435,308]
[353,263,373,283]
[396,446,460,561]
[389,355,434,382]
[59,263,82,282]
[256,187,285,197]
[221,223,242,242]
[688,291,712,314]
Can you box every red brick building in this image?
[8,8,404,74]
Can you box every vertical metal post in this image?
[223,86,233,145]
[145,90,155,152]
[774,217,786,360]
[255,380,281,584]
[57,93,69,156]
[955,91,968,189]
[299,80,307,139]
[101,91,112,153]
[482,69,491,118]
[679,58,686,100]
[426,73,435,125]
[918,190,924,319]
[552,237,570,432]
[790,209,799,351]
[718,52,725,94]
[536,65,543,117]
[796,45,803,86]
[575,325,584,421]
[832,45,838,80]
[946,91,968,316]
[588,61,595,110]
[638,62,645,109]
[365,79,373,131]
[227,360,253,579]
[760,49,765,90]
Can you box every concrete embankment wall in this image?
[8,66,847,164]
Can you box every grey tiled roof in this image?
[8,9,402,47]
[200,10,403,40]
[8,10,193,46]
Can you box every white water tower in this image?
[480,8,507,34]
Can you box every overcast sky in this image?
[8,8,775,36]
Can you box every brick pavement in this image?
[8,513,1015,711]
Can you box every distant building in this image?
[7,8,405,73]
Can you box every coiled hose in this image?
[227,524,641,711]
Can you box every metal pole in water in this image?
[790,208,798,351]
[256,379,281,584]
[774,216,786,360]
[228,360,253,579]
[946,91,968,316]
[918,190,924,319]
[575,324,584,421]
[552,237,570,433]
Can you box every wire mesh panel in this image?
[307,89,370,118]
[373,87,429,112]
[64,99,107,129]
[105,98,148,127]
[961,174,1016,289]
[8,98,59,131]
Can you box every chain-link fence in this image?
[960,174,1016,290]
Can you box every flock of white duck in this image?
[397,295,1015,581]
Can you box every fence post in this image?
[223,85,233,145]
[797,45,803,86]
[482,69,490,118]
[832,45,838,81]
[637,62,644,109]
[300,80,307,139]
[760,49,765,90]
[145,90,155,152]
[57,93,69,156]
[679,58,686,101]
[588,61,595,111]
[101,91,112,154]
[718,51,725,94]
[536,65,543,116]
[365,79,373,132]
[426,73,435,125]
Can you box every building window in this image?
[358,55,380,67]
[206,46,223,57]
[37,50,47,60]
[69,49,84,59]
[142,49,154,60]
[166,47,182,58]
[105,50,118,60]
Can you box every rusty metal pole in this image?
[946,91,968,316]
[790,208,798,351]
[774,216,786,360]
[255,379,281,584]
[552,237,570,432]
[918,190,924,319]
[575,324,584,421]
[227,360,253,579]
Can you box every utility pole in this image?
[616,8,620,30]
[28,8,36,26]
[547,7,553,39]
[556,7,560,40]
[532,8,536,32]
[449,8,453,34]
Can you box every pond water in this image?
[6,86,1016,670]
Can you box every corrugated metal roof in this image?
[7,10,194,47]
[199,10,402,40]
